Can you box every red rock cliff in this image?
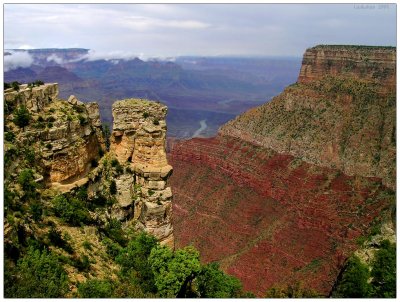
[169,45,396,296]
[169,136,393,296]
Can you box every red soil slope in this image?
[168,136,393,296]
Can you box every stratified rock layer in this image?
[169,45,396,296]
[298,45,396,90]
[4,83,58,112]
[221,45,396,189]
[4,84,104,184]
[168,136,394,296]
[110,99,174,247]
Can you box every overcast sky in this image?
[4,3,397,59]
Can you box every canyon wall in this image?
[220,45,396,189]
[110,99,174,247]
[169,136,394,296]
[298,45,396,90]
[169,45,396,296]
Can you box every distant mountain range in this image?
[4,48,301,138]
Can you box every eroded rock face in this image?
[5,84,104,184]
[110,99,174,247]
[220,45,396,189]
[168,136,394,296]
[298,45,396,91]
[168,45,396,295]
[4,83,58,112]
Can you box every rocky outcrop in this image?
[5,84,104,184]
[110,99,174,247]
[4,83,58,112]
[298,45,396,91]
[220,45,396,189]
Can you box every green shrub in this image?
[78,114,87,125]
[29,202,43,221]
[5,131,15,142]
[13,106,31,129]
[75,186,88,201]
[115,164,123,175]
[116,232,159,293]
[103,219,127,246]
[5,247,68,298]
[47,228,74,253]
[370,240,396,297]
[149,245,201,297]
[18,169,36,199]
[102,125,111,151]
[153,119,160,125]
[24,148,35,162]
[82,241,93,251]
[53,195,92,226]
[332,256,371,298]
[143,112,149,118]
[102,238,122,260]
[197,262,243,298]
[110,180,117,195]
[111,158,119,167]
[73,254,90,271]
[77,279,114,298]
[11,81,21,91]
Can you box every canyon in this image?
[5,49,301,138]
[168,45,396,296]
[3,44,396,297]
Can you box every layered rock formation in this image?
[4,83,58,112]
[4,84,104,185]
[298,45,396,90]
[169,136,394,296]
[168,45,396,296]
[5,84,174,248]
[220,45,396,189]
[110,99,174,247]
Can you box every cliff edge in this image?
[220,45,396,189]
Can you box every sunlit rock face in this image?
[111,99,174,247]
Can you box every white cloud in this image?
[47,54,64,64]
[82,50,141,61]
[18,44,34,49]
[4,51,34,72]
